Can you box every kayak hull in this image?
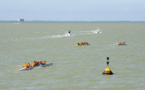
[75,44,90,46]
[39,63,53,67]
[19,66,33,71]
[113,44,126,46]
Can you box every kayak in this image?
[75,43,90,46]
[18,66,33,71]
[113,42,126,46]
[39,62,53,67]
[113,43,126,46]
[75,44,90,46]
[18,63,53,71]
[33,63,53,67]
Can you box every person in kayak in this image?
[32,61,37,66]
[123,41,126,45]
[40,60,46,65]
[28,63,32,67]
[24,63,28,68]
[35,61,40,66]
[82,42,85,45]
[77,43,80,45]
[84,42,88,45]
[79,42,82,45]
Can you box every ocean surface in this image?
[0,22,145,90]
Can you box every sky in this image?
[0,0,145,21]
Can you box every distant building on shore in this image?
[17,19,24,22]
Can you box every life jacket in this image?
[36,61,40,66]
[119,42,122,45]
[28,63,32,67]
[84,42,88,45]
[41,61,46,65]
[24,63,28,68]
[32,62,36,66]
[82,42,85,45]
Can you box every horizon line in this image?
[0,20,145,22]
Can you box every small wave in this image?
[76,30,101,35]
[50,35,64,38]
[38,34,73,39]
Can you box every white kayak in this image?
[113,43,126,46]
[34,63,53,67]
[113,42,126,46]
[18,63,53,71]
[19,66,33,71]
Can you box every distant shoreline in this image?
[0,20,145,23]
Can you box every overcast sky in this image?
[0,0,145,21]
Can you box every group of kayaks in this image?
[17,30,126,71]
[75,41,126,46]
[75,42,90,46]
[18,62,53,71]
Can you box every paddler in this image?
[84,42,89,45]
[123,41,126,45]
[79,42,82,45]
[35,61,40,66]
[28,63,32,67]
[77,43,80,46]
[82,42,85,45]
[32,61,37,66]
[40,60,46,65]
[24,63,28,68]
[68,31,71,34]
[118,42,122,45]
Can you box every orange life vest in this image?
[24,63,28,68]
[28,63,32,67]
[32,62,36,66]
[41,61,46,65]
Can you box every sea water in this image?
[0,22,145,90]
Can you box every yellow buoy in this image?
[102,57,113,75]
[105,66,111,72]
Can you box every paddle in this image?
[17,65,24,68]
[17,62,33,68]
